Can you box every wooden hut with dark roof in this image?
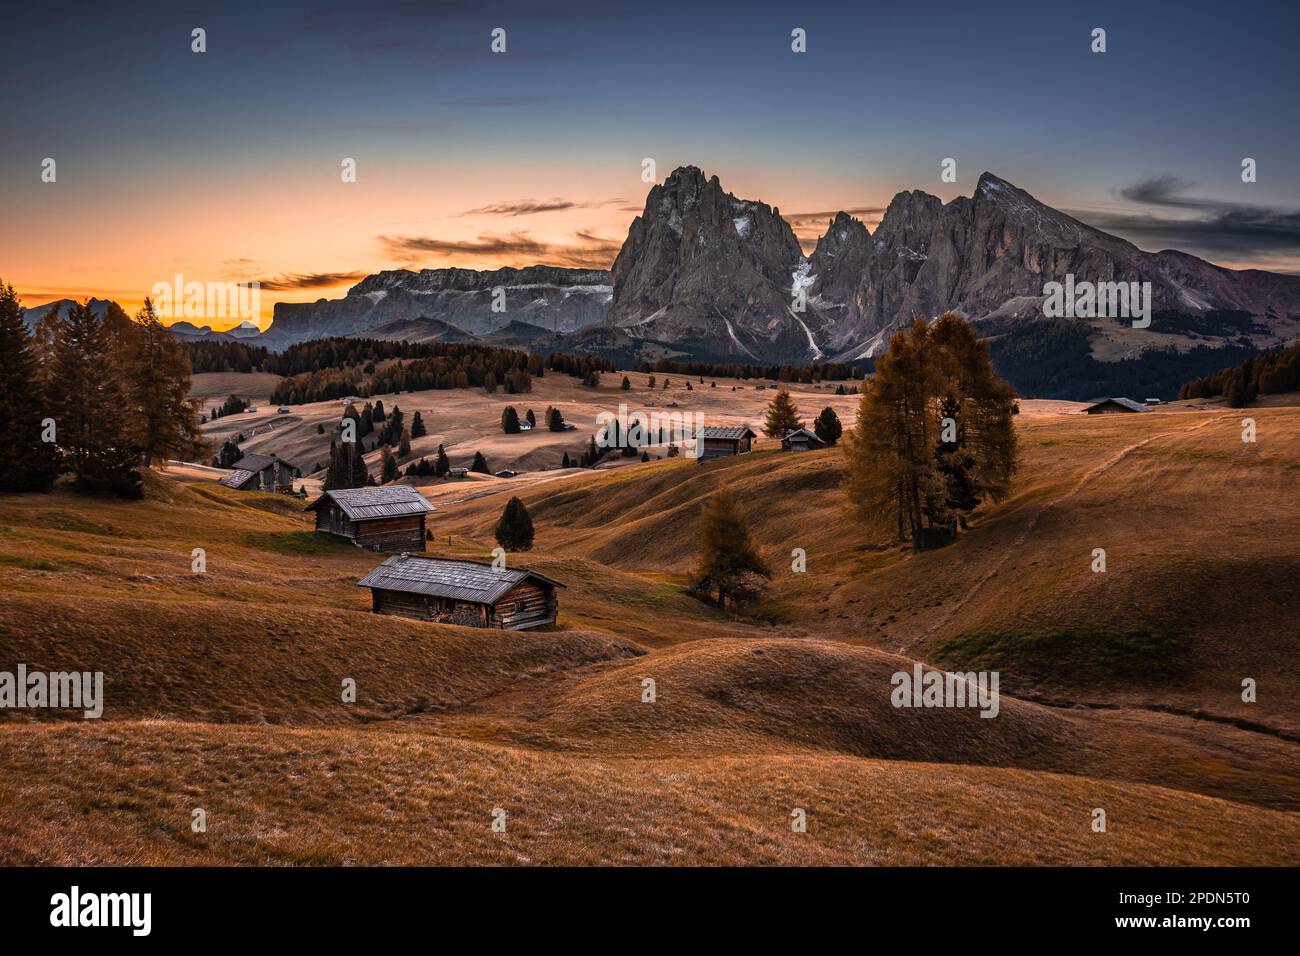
[218,452,299,492]
[780,427,826,451]
[307,486,435,552]
[357,554,564,630]
[1082,397,1152,415]
[698,425,756,461]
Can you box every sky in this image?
[2,0,1298,329]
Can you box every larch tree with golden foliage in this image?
[763,388,801,438]
[125,298,204,466]
[844,313,1017,550]
[691,485,770,610]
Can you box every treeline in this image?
[0,283,203,498]
[985,319,1258,401]
[183,339,270,373]
[270,341,544,404]
[641,358,864,383]
[545,351,614,379]
[1179,341,1300,406]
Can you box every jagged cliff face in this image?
[264,266,611,349]
[603,167,1300,364]
[834,174,1300,359]
[250,166,1300,362]
[607,166,818,360]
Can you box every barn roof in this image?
[218,468,256,489]
[307,485,435,520]
[700,425,756,440]
[1084,397,1151,413]
[357,554,564,604]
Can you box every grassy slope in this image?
[433,407,1300,735]
[2,405,1299,864]
[3,722,1296,866]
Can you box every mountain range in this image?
[23,167,1300,396]
[252,166,1300,365]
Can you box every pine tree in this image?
[526,408,536,428]
[813,406,843,446]
[381,446,400,483]
[547,407,565,431]
[372,400,386,422]
[691,485,770,609]
[348,441,369,487]
[763,389,801,438]
[410,410,426,438]
[0,282,58,491]
[47,300,142,497]
[501,405,521,433]
[126,298,202,466]
[561,451,571,468]
[434,444,450,477]
[471,450,489,474]
[398,428,411,458]
[621,375,631,390]
[494,496,535,551]
[323,440,344,490]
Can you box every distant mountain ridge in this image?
[262,265,612,349]
[23,166,1300,390]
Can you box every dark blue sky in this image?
[3,0,1298,315]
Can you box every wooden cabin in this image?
[219,452,299,492]
[357,554,564,630]
[307,486,435,552]
[698,425,756,461]
[1082,397,1151,415]
[780,427,825,451]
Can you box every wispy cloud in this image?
[462,197,626,217]
[379,229,620,269]
[1070,175,1300,262]
[256,271,370,291]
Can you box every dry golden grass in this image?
[1,402,1298,864]
[2,721,1296,866]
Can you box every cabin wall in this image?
[354,515,426,552]
[700,438,738,460]
[489,581,556,629]
[370,589,487,627]
[314,502,355,536]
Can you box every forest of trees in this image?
[643,357,863,383]
[984,318,1259,401]
[269,340,543,405]
[182,339,270,373]
[1179,342,1300,406]
[0,284,203,498]
[845,314,1018,550]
